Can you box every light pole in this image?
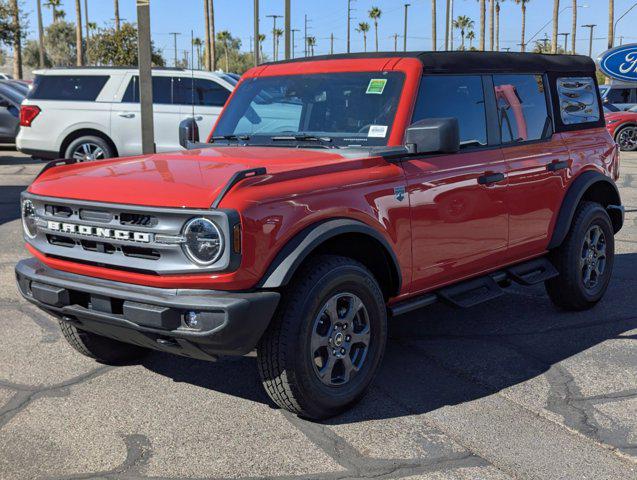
[267,14,282,61]
[525,4,587,52]
[291,28,300,58]
[169,32,181,67]
[284,0,290,60]
[403,3,410,52]
[558,32,569,52]
[347,0,355,53]
[253,0,259,66]
[136,0,154,154]
[613,2,637,48]
[582,24,596,57]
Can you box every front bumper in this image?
[16,258,280,360]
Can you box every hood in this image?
[28,147,363,209]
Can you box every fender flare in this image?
[258,218,402,292]
[547,171,623,250]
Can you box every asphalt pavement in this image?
[0,146,635,480]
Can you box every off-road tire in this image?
[64,135,115,161]
[257,255,387,420]
[59,321,148,364]
[545,201,614,311]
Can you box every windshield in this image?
[213,71,405,147]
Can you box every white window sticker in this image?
[368,125,388,138]
[366,78,387,94]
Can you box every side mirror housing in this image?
[179,117,200,149]
[404,118,460,155]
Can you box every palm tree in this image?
[431,0,437,51]
[453,15,475,50]
[10,0,22,79]
[45,0,64,23]
[307,36,317,56]
[113,0,120,31]
[368,7,382,52]
[273,28,283,61]
[478,0,486,51]
[356,22,370,52]
[571,0,576,54]
[209,0,216,71]
[608,0,614,49]
[258,33,266,62]
[445,0,451,49]
[514,0,530,52]
[216,30,231,72]
[489,0,495,50]
[551,0,560,54]
[495,1,502,51]
[203,0,211,70]
[84,0,90,64]
[467,30,476,49]
[36,0,45,68]
[193,37,203,69]
[75,0,83,66]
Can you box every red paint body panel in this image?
[605,111,637,141]
[24,57,621,302]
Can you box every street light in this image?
[582,24,596,58]
[613,1,637,48]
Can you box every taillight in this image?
[20,105,41,127]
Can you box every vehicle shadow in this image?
[0,186,26,226]
[143,252,637,423]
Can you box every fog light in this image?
[184,311,199,328]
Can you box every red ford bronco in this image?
[16,52,624,419]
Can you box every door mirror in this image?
[405,118,460,155]
[179,117,200,149]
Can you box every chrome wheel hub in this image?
[72,143,106,162]
[311,293,371,386]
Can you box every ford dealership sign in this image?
[598,44,637,82]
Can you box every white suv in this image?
[17,67,236,160]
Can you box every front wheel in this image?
[615,126,637,152]
[64,135,114,161]
[545,201,615,311]
[257,255,387,420]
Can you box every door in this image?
[0,92,19,142]
[111,74,184,156]
[177,76,232,139]
[493,74,571,260]
[405,75,508,294]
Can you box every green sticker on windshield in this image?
[366,78,387,95]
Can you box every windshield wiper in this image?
[211,134,251,142]
[270,134,333,143]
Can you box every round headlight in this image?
[182,218,223,265]
[22,200,38,239]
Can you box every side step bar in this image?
[390,256,558,317]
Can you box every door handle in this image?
[478,172,505,185]
[547,160,569,172]
[117,112,135,118]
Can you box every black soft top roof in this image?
[267,51,596,74]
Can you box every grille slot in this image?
[121,245,160,260]
[80,209,113,223]
[47,234,75,248]
[45,205,72,218]
[120,213,157,227]
[80,240,116,254]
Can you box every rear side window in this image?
[412,75,487,148]
[606,88,634,104]
[28,75,109,101]
[122,76,176,104]
[493,74,550,143]
[175,78,230,107]
[556,77,600,125]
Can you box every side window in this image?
[607,88,632,104]
[493,74,549,143]
[412,75,487,148]
[121,76,176,104]
[28,75,109,101]
[556,77,600,125]
[176,78,231,107]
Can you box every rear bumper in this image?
[17,147,58,160]
[15,258,280,360]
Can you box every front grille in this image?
[120,212,157,227]
[80,209,113,223]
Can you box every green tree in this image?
[453,15,474,50]
[44,0,65,23]
[257,33,265,63]
[273,28,283,61]
[306,35,316,56]
[514,0,530,52]
[88,22,164,66]
[368,6,381,52]
[495,1,503,51]
[193,37,202,69]
[216,30,231,71]
[356,21,369,52]
[467,30,476,49]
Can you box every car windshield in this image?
[213,72,405,147]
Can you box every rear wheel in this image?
[59,322,148,364]
[257,255,387,420]
[64,135,114,161]
[545,201,614,311]
[615,126,637,152]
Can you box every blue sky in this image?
[17,0,637,63]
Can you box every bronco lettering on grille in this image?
[46,221,151,243]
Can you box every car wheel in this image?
[257,255,387,420]
[545,201,614,311]
[615,126,637,152]
[64,135,114,161]
[59,321,148,364]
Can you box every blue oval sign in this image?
[598,44,637,82]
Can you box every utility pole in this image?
[330,33,335,55]
[582,24,595,57]
[392,33,398,52]
[304,14,308,57]
[403,3,410,52]
[37,0,45,68]
[254,0,259,66]
[169,32,181,67]
[347,0,355,53]
[267,14,281,61]
[284,0,291,59]
[558,32,569,52]
[136,0,154,154]
[619,35,624,46]
[291,28,300,58]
